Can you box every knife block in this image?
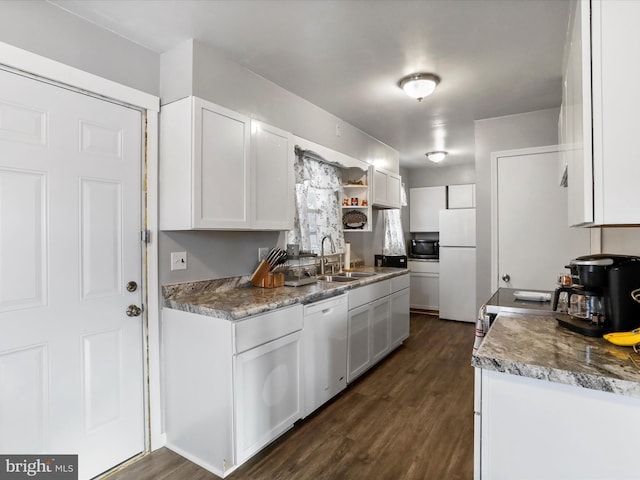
[258,272,285,288]
[250,260,272,287]
[250,261,285,288]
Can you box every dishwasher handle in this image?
[303,293,348,316]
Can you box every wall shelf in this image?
[341,168,371,232]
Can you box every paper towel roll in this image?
[344,242,351,271]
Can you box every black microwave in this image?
[409,239,439,259]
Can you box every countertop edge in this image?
[471,352,640,399]
[472,313,640,399]
[163,268,409,321]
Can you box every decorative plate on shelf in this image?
[343,209,368,229]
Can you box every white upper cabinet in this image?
[560,0,640,226]
[160,96,251,230]
[160,96,294,230]
[372,167,401,209]
[447,184,476,209]
[409,186,446,232]
[251,120,294,230]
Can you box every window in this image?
[288,153,344,255]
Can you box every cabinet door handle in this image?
[502,274,511,283]
[322,308,333,314]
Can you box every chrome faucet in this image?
[320,235,336,275]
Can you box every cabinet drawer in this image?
[349,280,390,310]
[234,304,303,354]
[408,260,439,274]
[391,273,410,293]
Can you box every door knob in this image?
[502,274,511,283]
[126,281,138,292]
[126,305,142,317]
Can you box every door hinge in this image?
[141,229,151,243]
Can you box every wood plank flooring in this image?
[106,314,476,480]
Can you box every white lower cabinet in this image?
[162,274,411,477]
[371,297,391,363]
[162,304,303,478]
[347,304,372,382]
[234,331,302,464]
[347,273,410,383]
[302,294,348,417]
[408,260,439,311]
[390,287,410,348]
[476,368,640,479]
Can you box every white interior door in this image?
[0,68,144,479]
[493,147,591,291]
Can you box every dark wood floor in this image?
[106,314,475,480]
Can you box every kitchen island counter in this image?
[473,313,640,479]
[163,266,408,321]
[472,312,640,398]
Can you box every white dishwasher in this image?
[302,294,348,417]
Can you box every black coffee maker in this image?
[552,254,640,337]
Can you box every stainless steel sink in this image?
[317,275,359,282]
[317,271,377,282]
[334,271,376,278]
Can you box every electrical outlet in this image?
[258,247,269,262]
[170,251,187,271]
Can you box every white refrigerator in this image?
[439,208,476,322]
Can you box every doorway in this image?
[0,67,146,479]
[491,145,591,291]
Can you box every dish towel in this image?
[473,304,490,352]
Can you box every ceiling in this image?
[49,0,570,169]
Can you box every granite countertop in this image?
[163,266,408,321]
[472,312,640,398]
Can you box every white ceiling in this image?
[49,0,570,169]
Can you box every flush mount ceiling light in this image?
[398,73,440,101]
[426,151,448,163]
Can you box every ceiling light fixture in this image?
[398,73,440,101]
[426,151,448,163]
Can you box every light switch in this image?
[170,251,187,271]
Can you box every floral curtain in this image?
[288,151,345,254]
[382,183,408,255]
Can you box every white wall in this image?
[0,0,159,95]
[159,231,284,285]
[161,39,399,172]
[405,164,476,188]
[474,108,560,305]
[602,228,640,256]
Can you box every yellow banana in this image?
[603,328,640,346]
